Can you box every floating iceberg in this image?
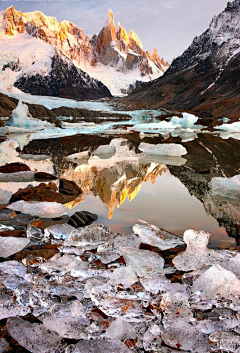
[8,201,68,218]
[138,142,187,156]
[133,220,185,250]
[214,121,240,133]
[8,101,53,131]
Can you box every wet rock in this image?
[8,201,68,218]
[13,249,57,261]
[68,211,98,228]
[133,220,185,250]
[9,183,74,204]
[0,171,35,182]
[34,172,57,181]
[0,237,30,258]
[7,317,67,353]
[0,229,26,237]
[59,178,82,196]
[0,162,31,173]
[0,212,40,229]
[0,188,12,204]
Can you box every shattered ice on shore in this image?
[1,219,240,352]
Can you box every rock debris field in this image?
[0,165,239,353]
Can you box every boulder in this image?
[0,162,31,173]
[35,172,57,181]
[59,178,82,196]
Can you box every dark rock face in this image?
[68,211,98,228]
[126,0,240,120]
[0,162,31,173]
[34,172,57,181]
[59,178,82,196]
[14,54,111,100]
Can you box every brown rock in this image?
[0,230,26,237]
[59,178,82,196]
[13,249,57,261]
[0,162,31,173]
[34,172,57,181]
[9,183,76,204]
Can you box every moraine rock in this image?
[0,162,31,173]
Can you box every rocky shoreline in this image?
[0,161,239,353]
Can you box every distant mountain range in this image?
[0,6,168,99]
[126,0,240,120]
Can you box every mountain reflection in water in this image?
[21,133,240,249]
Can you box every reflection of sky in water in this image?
[69,169,236,249]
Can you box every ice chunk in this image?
[93,144,116,158]
[105,317,135,340]
[109,266,138,288]
[0,338,9,353]
[211,174,240,199]
[0,260,26,278]
[0,188,12,204]
[66,339,131,353]
[68,224,114,247]
[9,101,53,131]
[99,297,143,319]
[214,121,240,133]
[162,320,208,352]
[220,253,240,278]
[120,247,164,277]
[0,171,35,182]
[0,290,30,320]
[160,292,193,327]
[42,301,89,339]
[140,273,170,294]
[8,201,68,218]
[172,229,234,271]
[209,331,240,352]
[0,140,20,165]
[133,220,185,250]
[170,113,200,129]
[138,142,187,156]
[7,318,67,353]
[0,237,29,258]
[44,223,76,240]
[191,265,240,299]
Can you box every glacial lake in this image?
[2,129,238,251]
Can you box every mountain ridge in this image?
[0,6,168,97]
[125,0,240,120]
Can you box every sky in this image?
[0,0,230,62]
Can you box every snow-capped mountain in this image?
[127,0,240,120]
[0,6,168,98]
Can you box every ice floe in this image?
[138,142,187,156]
[8,200,69,218]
